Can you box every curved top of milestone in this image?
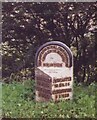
[35,41,73,67]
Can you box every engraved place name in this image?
[36,81,51,88]
[38,45,70,67]
[53,77,71,83]
[36,86,52,94]
[42,49,67,62]
[52,88,72,94]
[36,75,52,83]
[38,92,51,99]
[54,82,70,88]
[43,63,63,67]
[55,93,69,99]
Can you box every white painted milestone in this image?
[35,41,73,102]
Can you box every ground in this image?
[2,80,96,118]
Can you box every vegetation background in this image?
[1,2,97,118]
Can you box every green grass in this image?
[2,80,96,118]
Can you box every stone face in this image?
[35,41,73,102]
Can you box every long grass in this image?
[2,80,96,118]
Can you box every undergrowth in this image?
[2,80,96,118]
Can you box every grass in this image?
[2,79,96,118]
